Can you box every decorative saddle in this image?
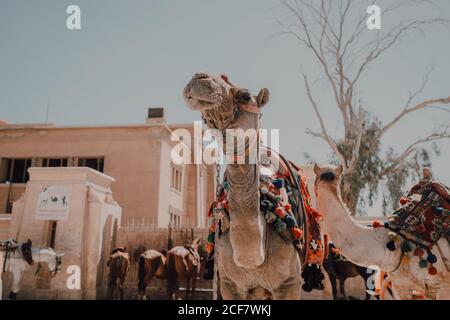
[204,147,325,292]
[376,177,450,275]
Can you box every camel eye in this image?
[320,172,336,181]
[235,91,252,104]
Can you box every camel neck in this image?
[316,183,401,271]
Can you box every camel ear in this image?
[313,163,320,175]
[257,88,270,108]
[336,164,344,176]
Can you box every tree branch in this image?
[379,97,450,137]
[379,126,450,177]
[302,71,347,166]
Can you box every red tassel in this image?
[414,247,424,257]
[291,227,303,239]
[428,265,438,275]
[275,206,286,219]
[372,220,383,228]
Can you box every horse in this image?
[323,236,388,300]
[137,249,167,300]
[166,238,206,300]
[0,239,64,300]
[107,247,130,300]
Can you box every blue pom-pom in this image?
[222,181,229,190]
[419,259,428,269]
[401,241,413,253]
[427,253,437,264]
[384,222,390,228]
[275,219,287,232]
[260,199,272,211]
[272,178,284,189]
[386,240,396,251]
[283,215,296,228]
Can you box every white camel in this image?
[313,164,450,299]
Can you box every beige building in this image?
[0,109,215,239]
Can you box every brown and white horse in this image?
[107,247,130,300]
[166,238,206,300]
[137,249,167,300]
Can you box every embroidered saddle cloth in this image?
[388,180,450,246]
[205,147,325,291]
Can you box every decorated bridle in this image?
[220,74,261,117]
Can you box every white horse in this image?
[0,243,64,300]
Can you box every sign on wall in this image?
[36,185,72,221]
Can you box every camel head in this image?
[183,72,270,131]
[313,163,343,194]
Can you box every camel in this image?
[313,164,450,299]
[183,72,302,299]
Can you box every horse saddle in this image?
[21,239,34,265]
[111,247,126,255]
[184,245,200,267]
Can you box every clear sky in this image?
[1,0,449,214]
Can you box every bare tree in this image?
[278,0,450,214]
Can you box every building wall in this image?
[0,124,214,228]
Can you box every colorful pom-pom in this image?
[427,253,437,264]
[283,215,296,228]
[207,233,215,243]
[205,243,214,254]
[291,227,303,239]
[414,247,425,257]
[384,222,390,228]
[401,241,413,253]
[272,178,284,189]
[260,187,269,195]
[275,219,286,232]
[275,206,287,219]
[222,181,229,190]
[372,220,383,228]
[265,212,277,224]
[399,197,408,205]
[419,259,428,269]
[260,199,272,211]
[428,265,438,275]
[284,203,291,211]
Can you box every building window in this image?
[171,166,182,192]
[42,158,68,167]
[48,221,57,249]
[78,157,104,172]
[0,158,32,183]
[170,212,181,228]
